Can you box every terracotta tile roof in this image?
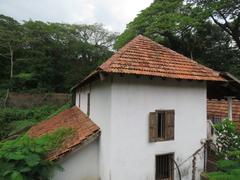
[207,99,240,121]
[100,35,224,81]
[28,106,100,160]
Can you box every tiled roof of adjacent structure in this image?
[100,35,224,81]
[28,106,100,161]
[207,99,240,121]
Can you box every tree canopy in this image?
[115,0,240,78]
[188,0,240,49]
[0,15,117,93]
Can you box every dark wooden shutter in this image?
[165,110,175,140]
[149,112,158,142]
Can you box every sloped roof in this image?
[100,35,224,81]
[72,35,225,90]
[28,106,100,160]
[207,99,240,121]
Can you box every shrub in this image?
[0,104,70,140]
[214,119,240,157]
[0,128,74,180]
[207,119,240,179]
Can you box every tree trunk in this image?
[4,43,14,108]
[3,89,9,108]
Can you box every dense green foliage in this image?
[115,0,240,77]
[0,15,117,93]
[188,0,240,49]
[0,128,74,180]
[0,104,70,140]
[207,120,240,179]
[214,119,240,156]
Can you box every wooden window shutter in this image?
[165,110,175,140]
[149,112,158,142]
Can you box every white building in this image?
[29,35,238,180]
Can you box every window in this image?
[156,153,174,180]
[209,116,222,136]
[149,110,174,142]
[87,92,90,116]
[211,116,221,124]
[78,90,81,108]
[158,112,165,139]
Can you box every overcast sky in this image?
[0,0,153,32]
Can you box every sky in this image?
[0,0,153,33]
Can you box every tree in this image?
[188,0,240,49]
[72,23,118,48]
[0,15,117,93]
[0,15,26,106]
[114,0,196,50]
[114,0,240,78]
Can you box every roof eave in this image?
[48,130,101,161]
[70,69,102,92]
[71,70,226,92]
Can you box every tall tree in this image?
[114,0,240,77]
[0,15,24,83]
[188,0,240,49]
[0,15,117,93]
[114,0,196,50]
[0,15,26,106]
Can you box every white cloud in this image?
[0,0,153,32]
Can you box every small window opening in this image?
[149,110,174,142]
[158,112,165,139]
[211,116,221,124]
[156,154,174,180]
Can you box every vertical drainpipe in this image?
[227,96,233,120]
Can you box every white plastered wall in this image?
[73,75,207,180]
[52,140,99,180]
[79,79,112,180]
[109,76,207,180]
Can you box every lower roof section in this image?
[28,106,100,161]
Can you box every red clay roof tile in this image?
[207,99,240,121]
[28,106,100,160]
[100,35,224,81]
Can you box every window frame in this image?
[149,109,175,142]
[155,153,174,180]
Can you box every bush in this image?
[207,119,240,179]
[0,128,74,180]
[214,119,240,157]
[0,104,70,140]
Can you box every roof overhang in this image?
[71,69,101,92]
[207,72,240,99]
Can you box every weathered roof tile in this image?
[28,106,100,160]
[100,35,224,81]
[207,99,240,121]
